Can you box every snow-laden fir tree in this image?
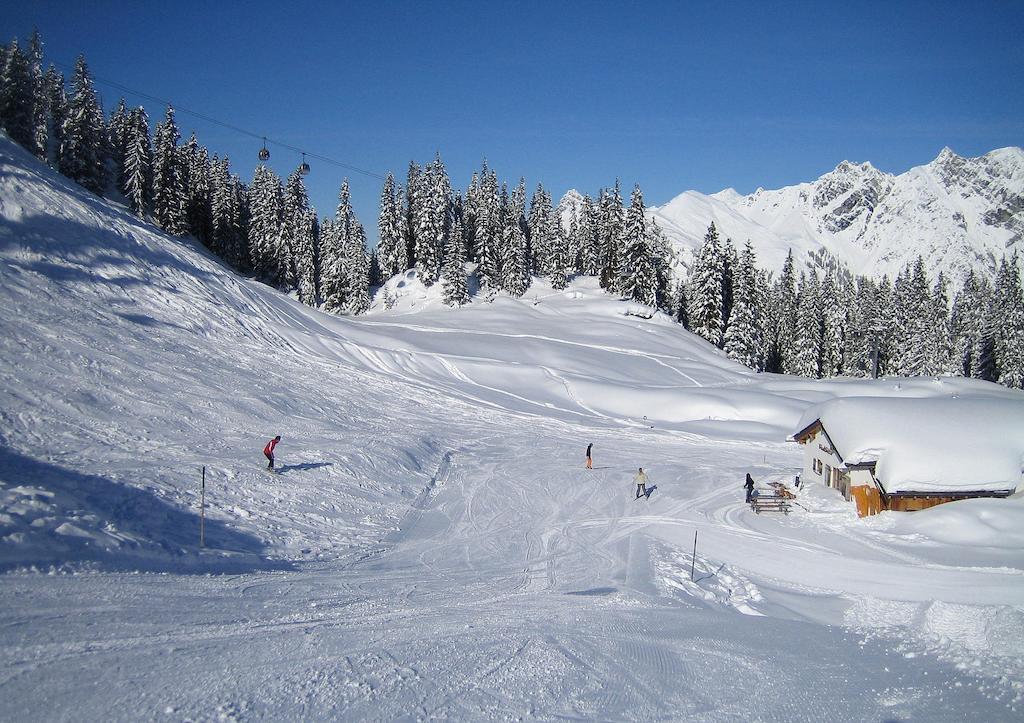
[577,194,599,276]
[689,222,726,347]
[210,156,249,270]
[122,106,151,217]
[247,164,284,283]
[527,184,554,276]
[598,182,625,292]
[950,270,990,378]
[405,161,424,274]
[721,238,737,330]
[500,179,530,297]
[620,185,656,306]
[723,241,762,369]
[927,272,954,376]
[791,271,823,378]
[0,38,36,154]
[818,267,846,377]
[107,98,131,190]
[282,168,315,302]
[377,172,407,279]
[993,254,1024,388]
[548,221,570,291]
[768,250,798,373]
[414,154,450,285]
[42,65,65,168]
[152,105,188,235]
[673,280,690,329]
[649,218,673,310]
[441,216,470,307]
[27,29,47,162]
[344,220,371,314]
[60,55,108,195]
[294,208,320,307]
[181,133,214,245]
[321,179,368,314]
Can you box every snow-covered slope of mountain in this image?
[2,135,1024,719]
[650,146,1024,281]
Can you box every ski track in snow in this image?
[1,137,1024,719]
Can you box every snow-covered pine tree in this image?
[649,218,672,310]
[993,254,1024,388]
[294,208,320,307]
[0,38,36,153]
[619,185,656,306]
[322,179,368,314]
[27,29,47,162]
[122,106,151,217]
[791,271,823,378]
[721,238,737,331]
[598,182,625,293]
[181,133,214,245]
[152,105,188,235]
[107,98,131,190]
[548,221,570,291]
[926,272,954,376]
[690,222,726,347]
[891,258,933,377]
[344,220,371,314]
[767,250,798,373]
[283,168,315,303]
[950,270,988,377]
[405,161,423,273]
[416,153,450,286]
[442,216,470,307]
[500,179,530,297]
[818,267,846,377]
[247,164,284,283]
[210,156,240,267]
[472,165,500,290]
[577,194,599,276]
[674,280,690,329]
[527,184,554,276]
[60,55,108,195]
[723,241,762,369]
[42,65,65,168]
[377,172,407,279]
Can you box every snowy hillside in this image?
[648,146,1024,281]
[3,135,1024,719]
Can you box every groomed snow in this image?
[2,135,1024,719]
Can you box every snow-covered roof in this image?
[794,396,1024,494]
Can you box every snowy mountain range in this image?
[646,146,1024,282]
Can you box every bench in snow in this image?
[750,493,792,514]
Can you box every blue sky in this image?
[6,1,1023,244]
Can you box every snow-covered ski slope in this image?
[2,135,1024,720]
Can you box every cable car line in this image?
[52,59,388,181]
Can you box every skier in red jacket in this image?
[263,435,281,470]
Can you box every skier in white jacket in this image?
[634,467,650,499]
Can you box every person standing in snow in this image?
[634,467,650,499]
[585,443,593,470]
[263,435,281,470]
[744,473,755,503]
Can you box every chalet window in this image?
[813,459,822,475]
[824,464,832,486]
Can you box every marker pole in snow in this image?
[200,466,206,547]
[690,530,697,581]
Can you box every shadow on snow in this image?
[0,446,293,574]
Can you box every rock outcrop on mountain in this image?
[648,146,1024,282]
